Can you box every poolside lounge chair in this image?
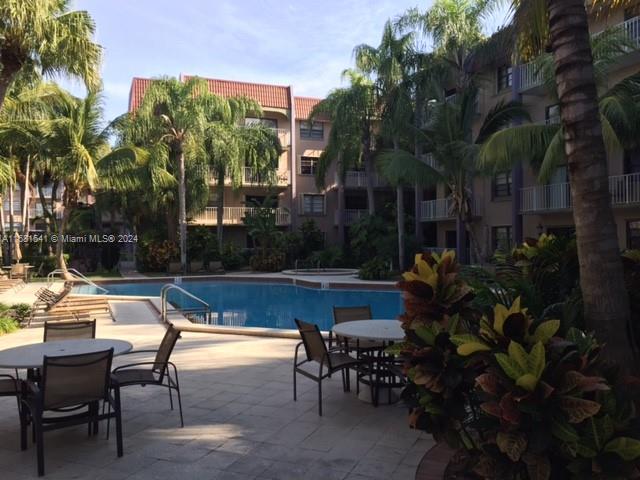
[111,324,184,426]
[293,318,371,416]
[34,284,109,313]
[19,349,123,476]
[43,318,96,342]
[0,277,25,293]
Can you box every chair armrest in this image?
[21,379,40,397]
[113,361,163,372]
[294,341,306,367]
[118,349,159,356]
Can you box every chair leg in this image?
[19,402,27,451]
[35,413,44,477]
[114,387,123,458]
[293,368,297,402]
[318,379,323,416]
[173,369,184,428]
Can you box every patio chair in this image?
[19,349,123,477]
[111,324,184,426]
[0,374,22,447]
[293,318,371,416]
[43,318,96,342]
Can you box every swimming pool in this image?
[75,281,402,331]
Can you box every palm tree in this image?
[505,0,638,367]
[134,77,228,273]
[308,75,372,244]
[200,109,281,252]
[0,0,101,112]
[354,21,416,269]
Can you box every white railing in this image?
[518,15,640,92]
[420,198,478,221]
[423,153,439,170]
[334,209,367,226]
[242,167,289,186]
[47,268,108,293]
[192,206,291,226]
[241,125,290,147]
[343,170,388,188]
[521,173,640,213]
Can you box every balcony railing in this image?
[241,125,290,147]
[520,172,640,213]
[334,209,367,226]
[191,206,291,226]
[208,166,289,187]
[518,15,640,92]
[343,170,389,188]
[420,197,478,221]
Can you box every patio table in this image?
[0,339,133,369]
[332,320,404,405]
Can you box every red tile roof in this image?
[128,77,152,112]
[294,96,326,121]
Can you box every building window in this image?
[628,220,640,249]
[300,156,318,175]
[492,226,512,252]
[497,65,513,92]
[300,121,324,140]
[545,104,560,125]
[302,194,325,215]
[492,171,512,198]
[245,117,277,128]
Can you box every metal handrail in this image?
[160,284,211,324]
[46,268,108,293]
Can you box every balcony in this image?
[420,197,479,221]
[342,170,389,188]
[520,172,640,213]
[208,167,290,187]
[241,125,290,148]
[191,206,291,226]
[334,209,368,226]
[518,15,640,93]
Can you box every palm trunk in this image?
[414,94,425,247]
[21,157,30,234]
[397,186,405,270]
[8,185,14,264]
[178,150,187,273]
[362,127,376,215]
[216,169,225,252]
[548,0,634,367]
[0,65,18,114]
[56,193,72,276]
[336,153,345,246]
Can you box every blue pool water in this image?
[75,281,402,331]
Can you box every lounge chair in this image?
[43,318,96,342]
[111,324,184,426]
[0,277,25,293]
[34,284,109,313]
[293,318,371,416]
[19,349,123,476]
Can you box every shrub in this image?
[137,240,178,272]
[249,250,285,272]
[221,243,245,270]
[299,219,324,256]
[0,316,18,335]
[358,257,391,280]
[309,246,344,268]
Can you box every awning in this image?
[302,149,323,157]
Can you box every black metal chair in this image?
[293,318,371,416]
[0,374,22,446]
[43,318,96,342]
[111,324,184,426]
[19,349,123,477]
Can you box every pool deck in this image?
[0,298,432,480]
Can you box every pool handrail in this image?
[46,268,109,293]
[160,284,211,324]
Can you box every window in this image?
[628,220,640,249]
[497,65,513,92]
[493,171,512,198]
[302,194,325,215]
[300,156,318,175]
[625,148,640,174]
[545,104,560,125]
[244,117,277,128]
[300,121,324,140]
[492,226,512,252]
[547,226,575,239]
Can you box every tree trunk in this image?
[336,153,345,246]
[8,184,14,264]
[456,214,467,264]
[178,150,187,273]
[21,157,30,234]
[414,93,425,247]
[548,0,635,367]
[216,169,225,252]
[397,186,405,270]
[0,65,19,114]
[362,126,376,215]
[55,207,72,275]
[414,182,423,247]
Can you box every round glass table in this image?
[0,339,133,369]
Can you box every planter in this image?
[415,443,455,480]
[190,260,204,272]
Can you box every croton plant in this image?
[394,251,640,479]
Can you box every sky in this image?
[67,0,510,122]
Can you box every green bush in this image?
[358,257,391,280]
[309,246,344,268]
[187,226,218,261]
[221,243,245,270]
[136,240,179,272]
[249,250,285,272]
[0,317,18,335]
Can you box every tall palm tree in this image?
[506,0,638,367]
[134,77,228,273]
[309,75,372,244]
[355,20,416,268]
[0,0,101,112]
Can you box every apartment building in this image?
[1,185,63,232]
[422,5,640,256]
[128,75,349,247]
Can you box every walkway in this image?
[0,299,432,479]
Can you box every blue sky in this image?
[69,1,510,122]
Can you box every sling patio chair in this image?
[111,324,184,427]
[0,374,22,448]
[43,318,96,342]
[293,318,373,416]
[19,349,123,477]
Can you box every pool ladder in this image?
[160,284,211,325]
[47,268,109,293]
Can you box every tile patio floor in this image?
[0,300,433,479]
